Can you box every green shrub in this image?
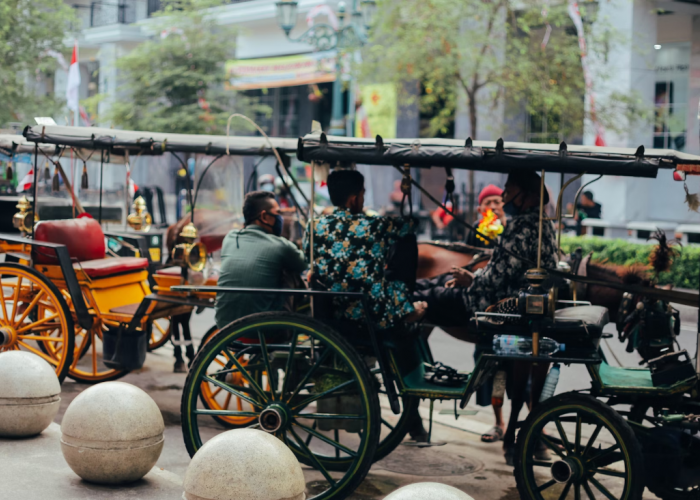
[560,236,700,290]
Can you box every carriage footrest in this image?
[103,326,147,371]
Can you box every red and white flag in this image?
[66,42,81,113]
[16,170,34,193]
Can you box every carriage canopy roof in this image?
[23,125,298,158]
[0,134,60,156]
[297,134,700,178]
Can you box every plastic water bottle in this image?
[492,335,565,356]
[539,363,561,402]
[491,370,507,408]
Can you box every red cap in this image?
[478,184,503,205]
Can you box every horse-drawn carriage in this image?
[174,134,700,500]
[0,126,298,383]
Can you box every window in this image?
[654,43,690,150]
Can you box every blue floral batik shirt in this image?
[303,208,415,329]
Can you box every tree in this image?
[96,0,265,134]
[0,0,75,126]
[360,0,648,142]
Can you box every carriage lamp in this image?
[518,268,556,318]
[171,222,207,273]
[12,196,38,234]
[360,0,377,29]
[126,196,152,232]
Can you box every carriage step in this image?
[438,409,478,416]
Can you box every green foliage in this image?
[560,236,700,290]
[0,0,75,126]
[97,0,266,134]
[360,0,650,140]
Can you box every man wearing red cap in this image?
[465,184,506,248]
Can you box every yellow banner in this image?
[354,83,397,139]
[226,51,336,90]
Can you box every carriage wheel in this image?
[67,320,128,384]
[182,312,380,500]
[0,263,74,383]
[147,317,171,351]
[197,324,219,353]
[374,374,420,462]
[514,392,644,500]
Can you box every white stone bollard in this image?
[183,428,306,500]
[0,351,61,438]
[60,381,164,484]
[384,483,475,500]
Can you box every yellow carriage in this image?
[0,127,299,386]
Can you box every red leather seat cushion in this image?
[200,233,226,254]
[35,218,105,264]
[76,257,149,279]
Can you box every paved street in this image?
[1,304,697,499]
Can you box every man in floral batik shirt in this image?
[303,169,427,330]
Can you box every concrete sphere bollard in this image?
[60,381,164,484]
[183,429,306,500]
[0,351,61,437]
[384,483,475,500]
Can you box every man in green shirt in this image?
[215,191,307,329]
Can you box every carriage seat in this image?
[34,218,149,279]
[469,305,609,339]
[154,266,218,285]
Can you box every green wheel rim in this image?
[181,313,380,500]
[519,403,635,500]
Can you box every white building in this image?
[59,0,700,227]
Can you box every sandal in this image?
[423,362,469,387]
[481,425,504,443]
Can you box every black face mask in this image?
[258,213,284,237]
[502,191,524,217]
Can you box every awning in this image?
[23,125,298,159]
[225,50,336,90]
[297,134,700,177]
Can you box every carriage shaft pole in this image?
[537,169,545,269]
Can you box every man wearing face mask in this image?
[413,170,558,326]
[214,191,306,329]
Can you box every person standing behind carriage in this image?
[214,191,307,330]
[464,184,506,248]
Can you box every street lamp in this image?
[275,0,376,136]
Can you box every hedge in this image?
[560,235,700,290]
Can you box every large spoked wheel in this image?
[182,312,380,500]
[514,392,644,500]
[66,320,128,384]
[147,317,171,351]
[0,263,75,383]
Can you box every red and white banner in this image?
[16,169,34,193]
[66,42,81,113]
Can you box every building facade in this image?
[59,0,700,227]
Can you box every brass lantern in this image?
[171,222,207,272]
[126,196,152,232]
[12,196,38,234]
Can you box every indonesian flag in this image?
[66,42,81,112]
[16,170,34,193]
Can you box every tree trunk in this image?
[468,94,478,223]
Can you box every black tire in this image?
[181,312,381,500]
[514,392,644,500]
[0,263,75,383]
[197,324,219,353]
